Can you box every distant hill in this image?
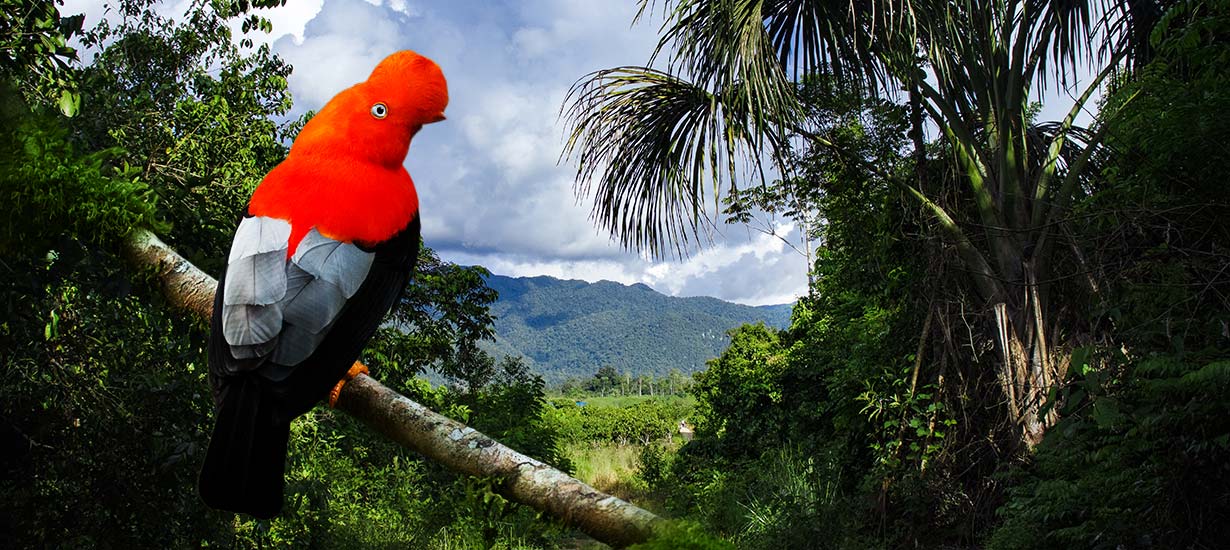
[481,274,793,383]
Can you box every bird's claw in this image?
[328,362,370,408]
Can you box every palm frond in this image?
[562,0,1146,258]
[761,0,892,89]
[651,0,802,143]
[561,67,775,258]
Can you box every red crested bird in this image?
[198,50,448,518]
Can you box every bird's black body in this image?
[199,214,420,519]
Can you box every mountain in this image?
[481,274,793,383]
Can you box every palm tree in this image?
[562,0,1161,446]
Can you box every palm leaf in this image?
[561,66,776,257]
[566,0,1146,258]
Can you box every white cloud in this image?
[65,0,809,305]
[644,223,807,305]
[269,0,808,305]
[446,222,808,306]
[232,0,326,45]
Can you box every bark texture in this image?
[123,229,217,321]
[339,375,659,547]
[121,228,662,547]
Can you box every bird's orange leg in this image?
[328,362,370,408]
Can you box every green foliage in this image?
[73,0,295,265]
[1,241,220,547]
[989,4,1230,547]
[857,375,954,473]
[0,88,162,253]
[637,443,669,488]
[582,364,622,395]
[988,358,1230,549]
[691,323,788,453]
[557,366,695,398]
[630,520,734,550]
[664,64,1001,548]
[1077,0,1230,354]
[486,274,791,383]
[0,0,84,115]
[663,445,863,550]
[724,73,909,247]
[546,397,691,447]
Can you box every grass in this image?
[564,438,685,518]
[564,394,696,410]
[567,441,644,501]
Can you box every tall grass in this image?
[565,439,685,518]
[566,441,644,499]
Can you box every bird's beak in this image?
[427,112,446,124]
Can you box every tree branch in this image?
[340,375,659,547]
[121,228,662,548]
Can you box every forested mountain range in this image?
[481,274,793,382]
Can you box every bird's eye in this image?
[371,103,388,119]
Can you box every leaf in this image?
[45,309,60,340]
[58,90,80,117]
[1061,389,1086,416]
[1071,346,1091,377]
[1091,399,1123,428]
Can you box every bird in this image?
[198,50,448,519]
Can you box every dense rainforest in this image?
[2,0,1228,549]
[482,274,792,383]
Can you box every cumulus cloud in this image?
[63,0,810,305]
[447,222,809,307]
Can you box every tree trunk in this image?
[989,260,1066,448]
[121,228,662,548]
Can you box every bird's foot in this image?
[328,362,370,408]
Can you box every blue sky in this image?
[64,0,811,306]
[61,0,1096,306]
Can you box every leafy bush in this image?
[989,3,1230,547]
[988,357,1230,549]
[630,520,734,550]
[0,88,162,253]
[637,443,669,488]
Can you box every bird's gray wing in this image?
[220,216,292,368]
[261,228,375,380]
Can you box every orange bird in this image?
[199,51,448,518]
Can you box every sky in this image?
[62,0,810,306]
[60,0,1097,306]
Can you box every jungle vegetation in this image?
[2,0,1228,548]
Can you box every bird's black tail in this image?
[198,375,290,519]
